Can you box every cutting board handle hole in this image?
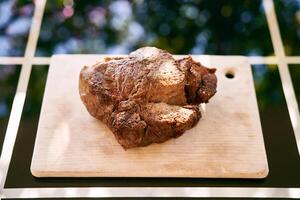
[225,71,235,79]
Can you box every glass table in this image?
[0,0,300,198]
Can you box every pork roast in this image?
[79,47,217,149]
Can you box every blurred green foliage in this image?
[0,65,20,152]
[0,0,34,56]
[274,0,300,56]
[289,65,300,107]
[36,0,274,56]
[22,66,49,118]
[252,64,285,110]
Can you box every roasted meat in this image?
[79,47,217,149]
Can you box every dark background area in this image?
[274,0,300,56]
[289,65,300,111]
[0,65,20,154]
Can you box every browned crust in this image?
[79,47,217,149]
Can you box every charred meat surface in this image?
[79,47,217,149]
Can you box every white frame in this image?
[0,0,300,198]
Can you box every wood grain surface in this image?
[31,55,268,178]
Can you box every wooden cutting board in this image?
[31,55,268,178]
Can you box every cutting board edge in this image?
[31,166,269,179]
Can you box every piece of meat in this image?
[177,56,217,104]
[79,47,217,149]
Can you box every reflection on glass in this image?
[252,64,300,186]
[6,64,300,188]
[36,0,273,56]
[289,65,300,109]
[252,64,284,110]
[0,65,20,153]
[274,0,300,56]
[22,66,49,118]
[0,0,34,56]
